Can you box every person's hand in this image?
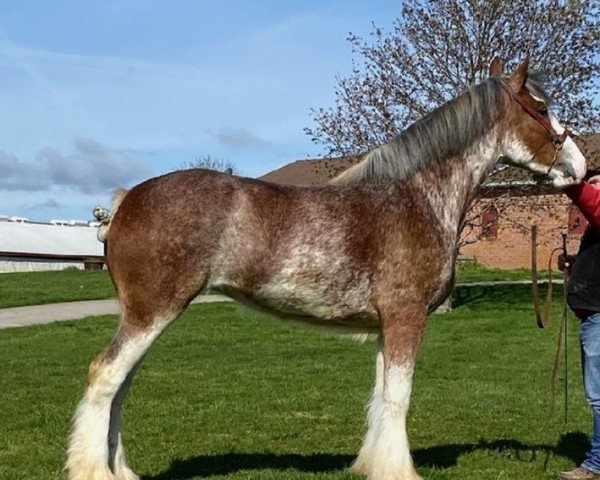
[589,175,600,190]
[558,254,576,272]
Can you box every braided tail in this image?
[93,188,128,243]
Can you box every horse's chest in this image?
[426,253,457,311]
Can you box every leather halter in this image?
[500,82,570,150]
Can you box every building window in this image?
[481,205,499,239]
[568,205,588,235]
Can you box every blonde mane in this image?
[330,78,506,185]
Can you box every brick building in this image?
[260,134,600,269]
[460,193,582,269]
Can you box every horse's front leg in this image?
[353,304,425,480]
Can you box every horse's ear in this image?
[508,58,529,90]
[489,57,503,77]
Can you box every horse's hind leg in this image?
[107,364,139,479]
[66,309,172,480]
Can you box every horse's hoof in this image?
[350,457,369,476]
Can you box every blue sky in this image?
[0,0,400,221]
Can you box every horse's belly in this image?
[209,240,378,329]
[213,279,379,330]
[260,289,377,327]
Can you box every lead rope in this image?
[531,226,570,422]
[565,234,569,423]
[531,225,555,329]
[548,233,569,424]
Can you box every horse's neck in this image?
[411,131,499,239]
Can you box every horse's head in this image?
[491,58,586,188]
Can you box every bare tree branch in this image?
[305,0,598,250]
[180,155,240,175]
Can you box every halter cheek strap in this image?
[500,82,570,149]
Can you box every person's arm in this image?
[565,181,600,232]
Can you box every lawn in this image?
[456,260,532,283]
[0,263,534,309]
[0,269,114,309]
[0,284,592,480]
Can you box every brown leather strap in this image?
[544,249,556,325]
[550,235,570,423]
[532,225,546,328]
[500,82,569,149]
[531,225,560,329]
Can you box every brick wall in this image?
[460,194,586,269]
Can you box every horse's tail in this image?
[94,188,129,243]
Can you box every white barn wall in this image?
[0,258,84,273]
[0,221,103,273]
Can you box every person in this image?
[558,171,600,480]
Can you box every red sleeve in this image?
[566,181,600,232]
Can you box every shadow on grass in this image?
[414,432,588,469]
[145,432,588,479]
[453,283,557,309]
[144,452,355,479]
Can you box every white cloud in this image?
[214,127,269,150]
[38,138,152,194]
[0,150,48,191]
[26,198,65,210]
[0,139,150,194]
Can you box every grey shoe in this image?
[558,466,600,480]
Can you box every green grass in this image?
[0,269,115,308]
[456,260,532,283]
[0,286,591,480]
[1,264,535,309]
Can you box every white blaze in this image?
[549,112,587,184]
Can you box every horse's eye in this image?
[539,107,548,115]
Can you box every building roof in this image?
[260,134,600,195]
[0,221,103,258]
[260,156,361,186]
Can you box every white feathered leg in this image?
[108,369,139,480]
[354,307,425,480]
[66,323,166,480]
[352,337,384,475]
[365,362,421,480]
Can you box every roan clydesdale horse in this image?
[67,58,586,480]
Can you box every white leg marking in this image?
[352,338,384,474]
[359,362,422,480]
[67,325,165,480]
[108,371,139,480]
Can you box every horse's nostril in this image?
[564,163,578,180]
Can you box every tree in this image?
[305,0,599,253]
[181,155,240,175]
[305,0,599,157]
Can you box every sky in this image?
[0,0,401,222]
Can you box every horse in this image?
[66,58,586,480]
